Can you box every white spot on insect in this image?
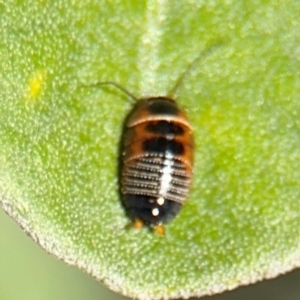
[158,158,173,196]
[157,197,165,205]
[152,208,159,216]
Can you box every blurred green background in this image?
[1,208,299,300]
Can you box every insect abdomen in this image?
[121,97,194,227]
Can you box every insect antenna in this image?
[81,81,138,103]
[168,42,224,99]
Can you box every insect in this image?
[91,44,220,234]
[122,94,194,235]
[93,81,194,235]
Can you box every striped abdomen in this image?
[121,97,194,227]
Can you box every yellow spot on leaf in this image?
[27,71,45,100]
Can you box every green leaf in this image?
[1,1,300,299]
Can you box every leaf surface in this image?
[0,1,300,299]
